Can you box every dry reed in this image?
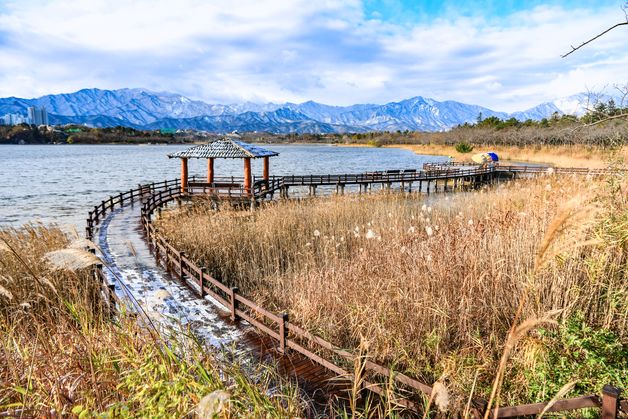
[0,225,302,416]
[156,174,627,409]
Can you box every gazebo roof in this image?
[168,138,279,159]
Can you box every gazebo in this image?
[167,138,279,196]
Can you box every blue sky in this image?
[364,0,615,22]
[0,0,625,111]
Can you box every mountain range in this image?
[0,88,599,133]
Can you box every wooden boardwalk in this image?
[84,165,626,418]
[184,162,617,202]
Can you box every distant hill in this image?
[0,88,609,133]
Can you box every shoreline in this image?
[3,140,624,169]
[383,143,626,168]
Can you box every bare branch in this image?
[580,112,628,128]
[561,21,628,58]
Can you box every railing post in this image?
[230,287,239,321]
[94,263,103,283]
[154,236,160,262]
[164,244,170,272]
[107,283,116,312]
[601,385,621,419]
[178,251,185,279]
[279,312,289,354]
[199,267,207,297]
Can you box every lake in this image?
[0,144,447,228]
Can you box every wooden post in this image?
[601,385,621,419]
[181,158,188,194]
[178,251,185,279]
[230,287,239,321]
[199,267,207,297]
[263,156,269,181]
[279,313,289,354]
[207,158,214,184]
[243,158,252,196]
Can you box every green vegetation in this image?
[454,141,474,153]
[527,314,627,402]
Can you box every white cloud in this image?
[0,0,625,111]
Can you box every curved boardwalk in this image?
[86,164,624,418]
[98,203,245,346]
[96,200,346,417]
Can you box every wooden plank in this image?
[285,339,349,378]
[235,293,281,324]
[287,321,432,395]
[202,272,230,294]
[236,308,280,340]
[182,257,201,275]
[494,394,600,417]
[201,286,230,309]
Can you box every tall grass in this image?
[393,143,628,168]
[0,225,303,417]
[156,174,627,409]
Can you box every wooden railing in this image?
[134,182,625,418]
[83,168,625,417]
[423,161,620,176]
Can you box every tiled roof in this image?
[168,139,279,159]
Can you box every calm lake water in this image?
[0,144,446,229]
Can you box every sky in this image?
[0,0,626,112]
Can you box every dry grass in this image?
[0,226,303,417]
[157,173,627,408]
[390,143,628,168]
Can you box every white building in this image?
[1,113,28,125]
[28,106,49,126]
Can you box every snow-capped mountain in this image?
[0,88,611,133]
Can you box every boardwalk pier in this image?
[83,142,624,417]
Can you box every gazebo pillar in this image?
[263,156,270,181]
[207,158,214,184]
[243,157,252,196]
[181,158,189,194]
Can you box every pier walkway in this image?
[85,163,625,418]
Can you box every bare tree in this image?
[562,2,628,57]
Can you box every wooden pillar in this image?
[601,385,621,419]
[263,156,269,181]
[243,157,252,196]
[181,158,188,194]
[207,158,214,184]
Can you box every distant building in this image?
[28,106,49,126]
[1,113,28,125]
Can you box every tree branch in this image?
[561,21,628,58]
[580,112,628,128]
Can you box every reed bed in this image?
[157,173,627,408]
[392,143,628,168]
[0,225,303,417]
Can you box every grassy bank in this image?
[156,172,627,411]
[388,143,628,168]
[0,226,303,417]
